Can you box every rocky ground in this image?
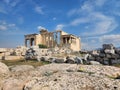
[0,62,120,90]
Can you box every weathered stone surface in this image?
[40,56,50,62]
[2,79,24,90]
[79,65,120,77]
[75,57,83,64]
[89,61,101,65]
[35,64,74,74]
[0,56,3,60]
[65,56,75,64]
[4,56,24,60]
[54,59,65,63]
[23,64,120,90]
[65,59,75,64]
[0,62,9,74]
[1,64,120,90]
[9,65,34,72]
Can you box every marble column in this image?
[25,39,27,47]
[30,39,32,46]
[52,33,54,47]
[71,37,72,43]
[34,36,36,45]
[65,38,67,44]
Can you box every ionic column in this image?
[34,37,36,45]
[71,37,72,43]
[56,32,58,44]
[30,38,32,46]
[45,35,47,46]
[49,34,52,48]
[65,38,67,44]
[52,34,54,47]
[44,34,46,45]
[47,34,49,47]
[68,37,70,44]
[25,39,27,47]
[59,31,62,46]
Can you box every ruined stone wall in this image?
[25,34,37,47]
[0,48,7,52]
[75,37,81,51]
[35,34,42,46]
[70,37,81,51]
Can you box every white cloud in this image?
[10,0,20,7]
[53,17,56,20]
[0,21,7,25]
[70,18,89,26]
[81,1,93,12]
[81,34,120,50]
[0,7,7,14]
[95,0,107,6]
[35,6,44,14]
[0,21,16,31]
[8,24,16,27]
[3,0,10,4]
[82,13,118,36]
[55,24,64,30]
[114,12,120,16]
[81,42,96,50]
[67,1,93,16]
[3,0,20,7]
[0,25,7,30]
[100,35,120,44]
[67,9,79,16]
[68,0,118,36]
[18,17,24,24]
[0,0,21,14]
[37,26,46,30]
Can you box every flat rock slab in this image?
[2,78,24,90]
[0,62,9,74]
[9,65,34,72]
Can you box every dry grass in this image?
[1,59,50,67]
[114,64,120,68]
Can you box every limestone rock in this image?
[24,68,120,90]
[65,59,75,64]
[54,59,65,63]
[2,78,24,90]
[65,56,76,64]
[40,56,50,62]
[9,65,34,72]
[79,65,120,77]
[89,61,101,65]
[75,57,83,64]
[1,64,120,90]
[0,62,9,74]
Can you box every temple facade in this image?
[24,30,81,51]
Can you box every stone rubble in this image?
[25,46,73,61]
[0,46,26,60]
[88,44,120,65]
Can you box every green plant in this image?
[77,67,94,75]
[44,70,58,77]
[38,44,47,48]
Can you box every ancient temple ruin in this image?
[24,29,81,51]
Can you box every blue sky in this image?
[0,0,120,50]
